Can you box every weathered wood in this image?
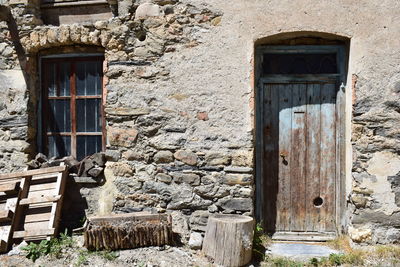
[0,182,20,194]
[202,214,254,267]
[305,83,321,231]
[0,166,66,180]
[277,84,291,231]
[19,195,61,205]
[0,209,13,222]
[13,228,55,239]
[84,213,173,251]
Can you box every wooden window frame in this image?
[41,55,106,159]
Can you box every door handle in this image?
[280,152,288,160]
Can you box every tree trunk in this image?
[202,214,255,267]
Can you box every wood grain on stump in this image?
[202,214,255,267]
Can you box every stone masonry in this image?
[0,0,399,244]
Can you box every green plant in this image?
[99,250,119,261]
[272,257,303,267]
[22,241,48,262]
[75,250,89,266]
[253,223,271,261]
[21,230,75,262]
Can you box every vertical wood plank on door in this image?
[263,84,278,232]
[305,83,321,231]
[277,84,292,231]
[290,83,307,231]
[319,83,337,232]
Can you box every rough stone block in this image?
[107,162,134,177]
[154,150,174,163]
[108,126,138,147]
[174,150,198,166]
[188,232,203,249]
[222,174,252,185]
[205,151,230,166]
[218,198,252,212]
[156,173,172,184]
[231,150,253,167]
[135,3,161,20]
[172,172,200,186]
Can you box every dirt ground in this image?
[0,243,213,267]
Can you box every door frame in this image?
[255,45,347,238]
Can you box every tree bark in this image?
[202,214,255,267]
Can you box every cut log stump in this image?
[202,214,255,267]
[84,212,173,251]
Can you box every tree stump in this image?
[202,214,255,267]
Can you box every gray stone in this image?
[218,197,253,212]
[269,242,339,262]
[351,194,368,208]
[172,172,200,185]
[156,173,172,184]
[167,186,212,210]
[208,204,218,213]
[188,232,203,250]
[105,150,121,162]
[154,150,174,163]
[224,166,253,173]
[88,167,104,178]
[194,184,230,199]
[189,210,209,232]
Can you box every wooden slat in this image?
[0,182,19,194]
[262,83,278,232]
[25,212,52,223]
[0,166,66,180]
[19,195,61,205]
[0,209,13,222]
[319,83,337,232]
[276,84,292,231]
[28,182,57,192]
[290,83,307,231]
[305,83,321,231]
[89,212,171,224]
[13,228,55,239]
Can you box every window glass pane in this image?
[59,62,70,96]
[47,62,57,96]
[48,99,71,132]
[48,135,71,159]
[262,53,337,74]
[77,135,102,161]
[76,99,101,132]
[76,61,102,96]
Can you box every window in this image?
[41,55,105,160]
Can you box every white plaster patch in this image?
[364,151,400,215]
[98,162,118,215]
[0,70,26,91]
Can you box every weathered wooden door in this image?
[263,82,338,234]
[256,45,347,239]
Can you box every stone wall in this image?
[0,0,399,244]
